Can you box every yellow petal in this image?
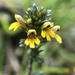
[46,34,51,41]
[30,39,35,48]
[24,38,30,45]
[55,34,62,43]
[41,30,46,38]
[49,30,55,38]
[34,38,40,45]
[9,22,20,31]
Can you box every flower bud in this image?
[27,18,32,24]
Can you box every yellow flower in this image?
[51,25,62,43]
[41,22,55,41]
[27,18,32,24]
[24,29,40,48]
[9,14,27,31]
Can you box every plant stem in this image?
[28,50,33,75]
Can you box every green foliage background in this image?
[0,0,75,75]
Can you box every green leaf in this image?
[19,43,25,47]
[19,39,25,44]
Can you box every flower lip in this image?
[31,32,34,35]
[42,22,54,29]
[47,25,50,28]
[57,29,60,31]
[27,29,37,37]
[42,24,50,29]
[51,26,60,32]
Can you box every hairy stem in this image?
[28,50,33,75]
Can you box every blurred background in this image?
[0,0,75,75]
